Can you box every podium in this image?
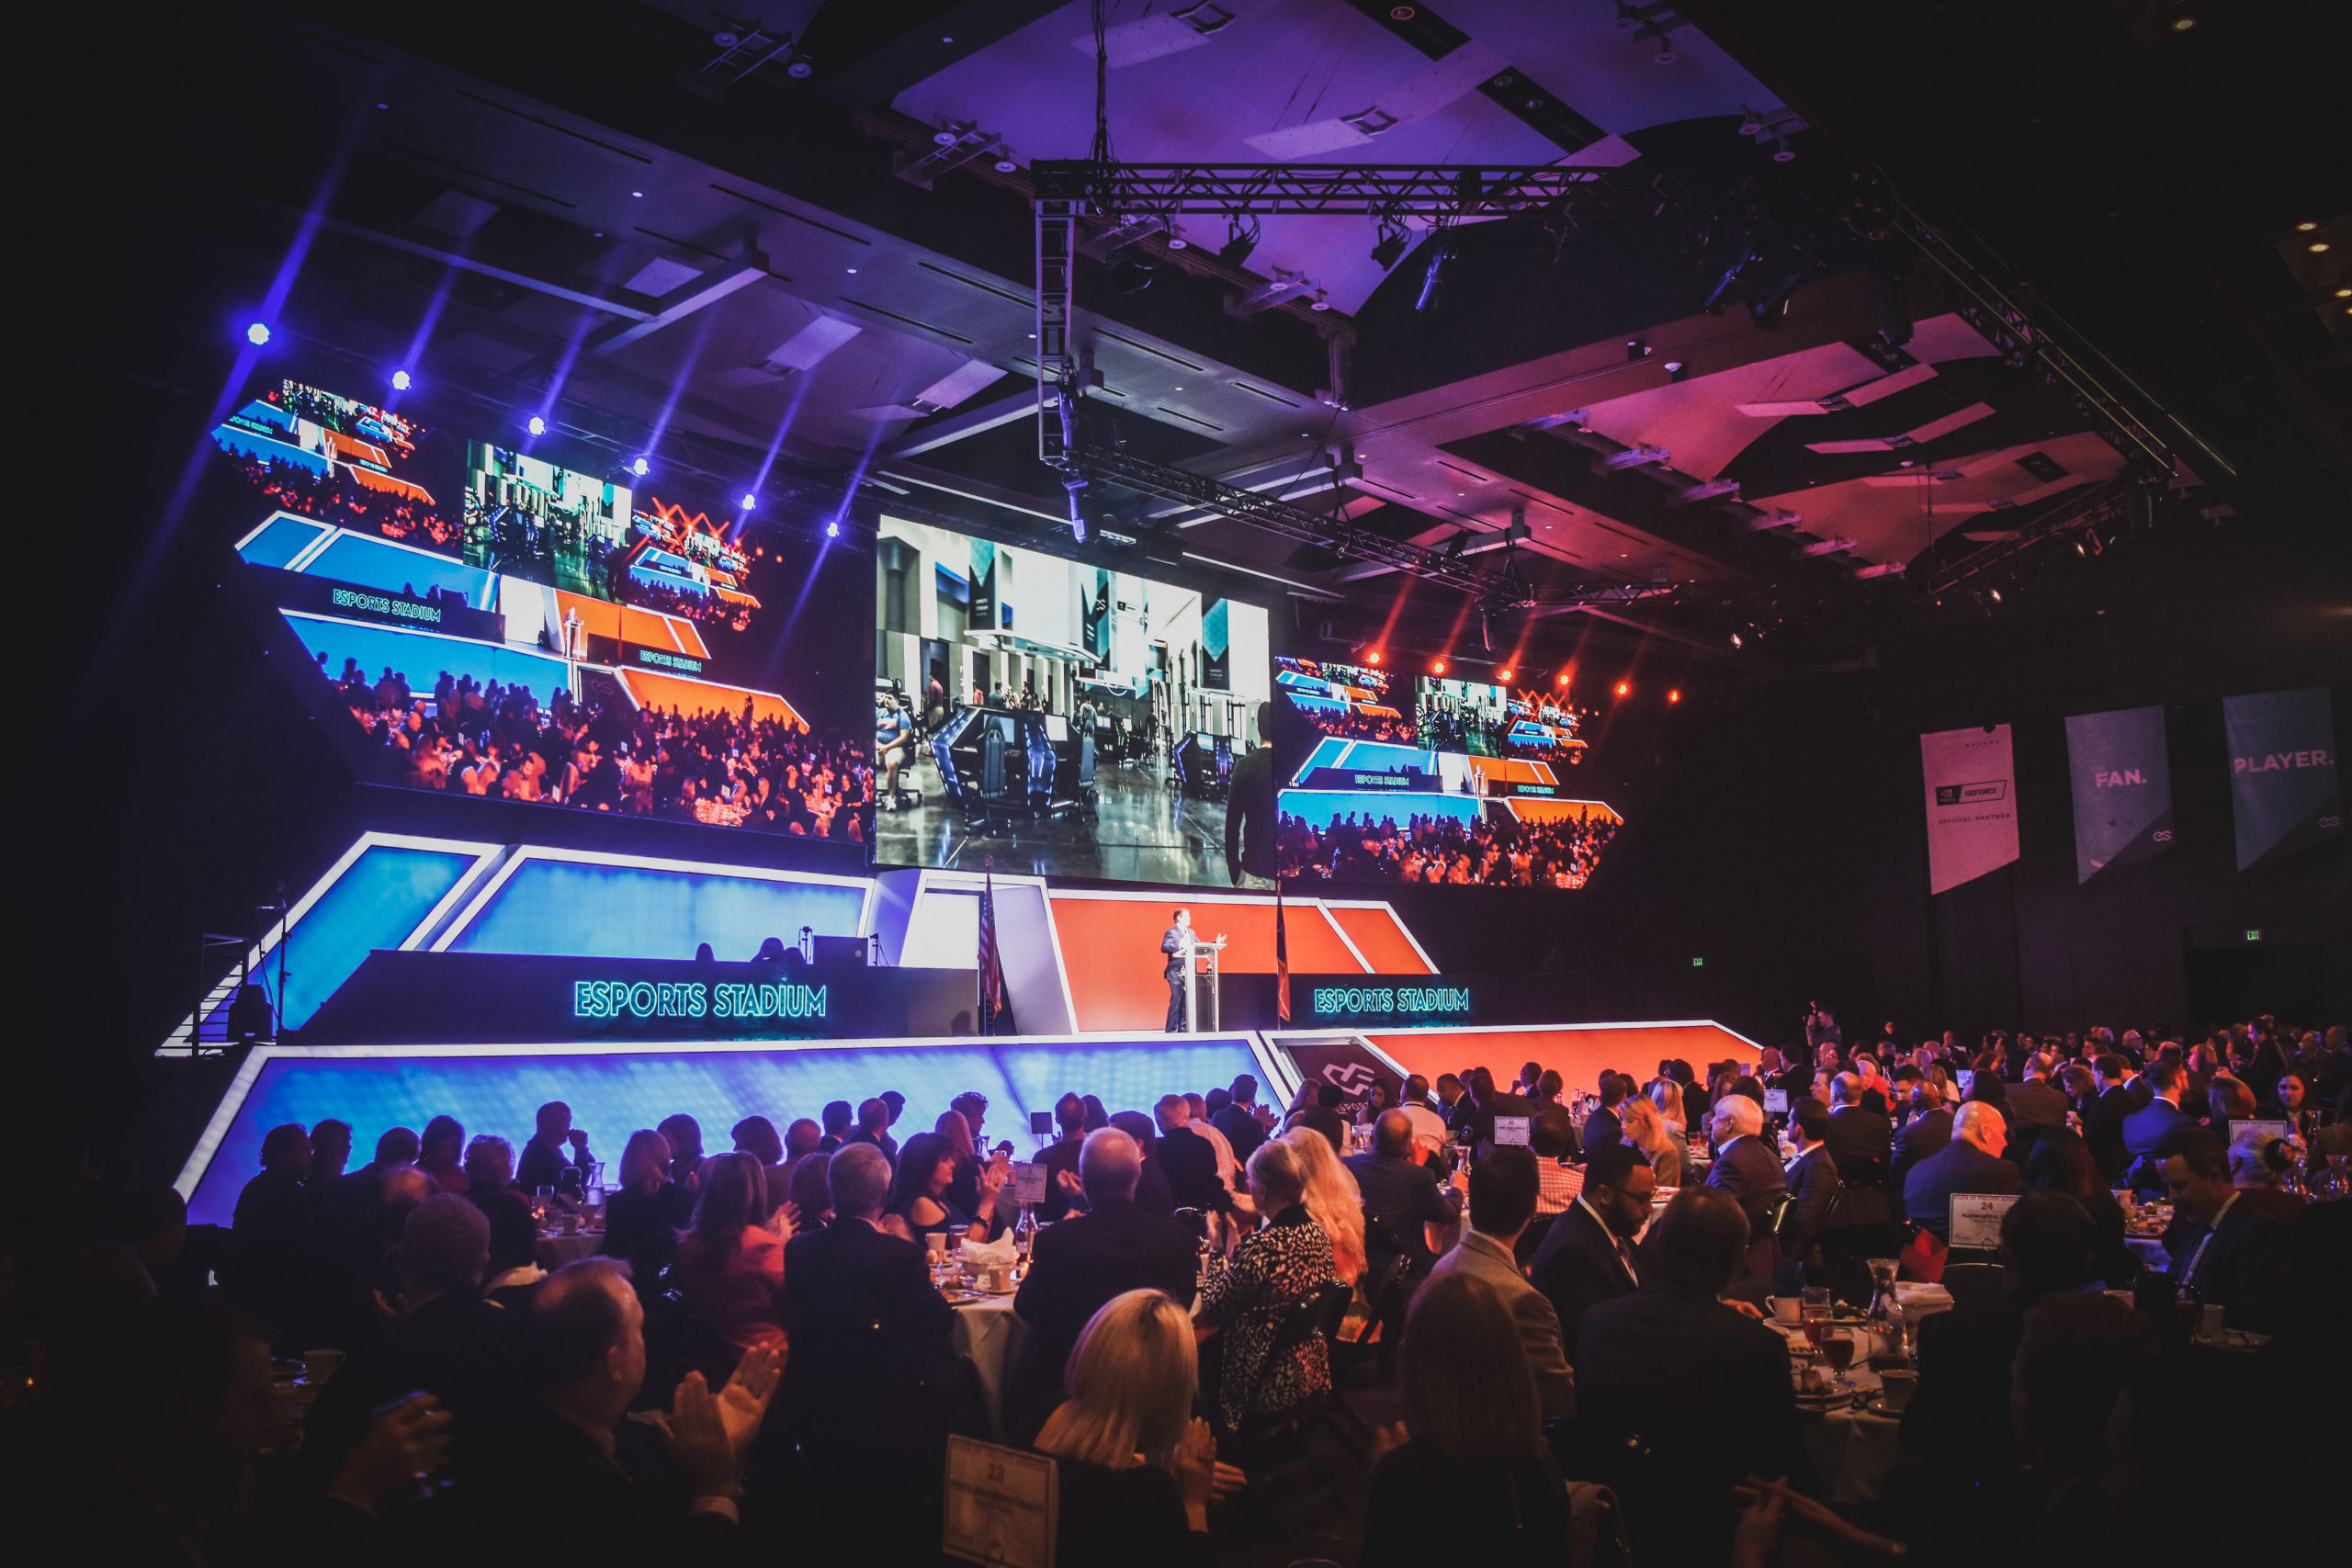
[1182,937,1227,1033]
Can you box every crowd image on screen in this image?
[1276,807,1617,887]
[219,447,455,551]
[328,657,870,839]
[1298,703,1419,745]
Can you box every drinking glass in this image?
[1820,1328,1858,1391]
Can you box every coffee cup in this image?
[1876,1369,1917,1412]
[1770,1295,1803,1325]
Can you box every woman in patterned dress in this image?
[1197,1139,1337,1432]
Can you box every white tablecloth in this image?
[949,1293,1026,1439]
[1769,1322,1910,1505]
[536,1229,602,1269]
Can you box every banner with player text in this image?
[2223,687,2341,871]
[1920,724,2019,895]
[2064,705,2173,884]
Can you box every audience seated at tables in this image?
[1182,1092,1237,1192]
[1702,1093,1786,1293]
[784,1141,831,1227]
[2008,1054,2072,1133]
[2019,1126,2139,1287]
[310,1118,353,1182]
[1825,1072,1893,1171]
[1033,1290,1218,1568]
[1281,1125,1368,1288]
[479,1186,545,1303]
[1531,1141,1655,1362]
[601,1128,691,1286]
[816,1099,852,1153]
[1007,1128,1200,1446]
[888,1129,1006,1244]
[845,1096,895,1163]
[1581,1070,1626,1156]
[673,1151,793,1354]
[1775,1099,1839,1280]
[1153,1094,1234,1214]
[460,1134,516,1206]
[1903,1101,2021,1241]
[2224,1122,2307,1224]
[1897,1190,2094,1484]
[1530,1105,1585,1213]
[1196,1139,1337,1433]
[1283,1082,1350,1152]
[515,1100,594,1195]
[416,1115,469,1194]
[2155,1125,2289,1331]
[657,1113,705,1190]
[459,1259,774,1554]
[1360,1272,1581,1568]
[2002,1292,2158,1567]
[1427,1145,1577,1417]
[1038,1091,1090,1220]
[1345,1108,1461,1283]
[1617,1093,1680,1188]
[226,1122,334,1348]
[730,1113,787,1194]
[1576,1186,1811,1559]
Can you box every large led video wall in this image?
[213,380,869,849]
[1273,657,1622,888]
[874,518,1270,885]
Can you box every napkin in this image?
[1892,1282,1953,1324]
[960,1233,1018,1268]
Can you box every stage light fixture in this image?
[2299,222,2319,231]
[1497,668,1513,682]
[826,521,840,537]
[1613,680,1631,697]
[1556,672,1570,687]
[1664,360,1687,381]
[390,369,412,390]
[527,415,547,436]
[1668,688,1681,704]
[244,321,271,345]
[2309,242,2331,254]
[2335,288,2350,298]
[1730,631,1743,649]
[1625,338,1647,361]
[2171,16,2195,29]
[1988,587,2004,604]
[1430,658,1447,675]
[1365,649,1383,666]
[741,492,757,512]
[1218,218,1259,266]
[631,457,650,477]
[2075,539,2087,557]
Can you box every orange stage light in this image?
[1496,668,1513,682]
[1430,659,1447,675]
[1613,680,1631,697]
[1365,650,1382,665]
[1668,688,1682,704]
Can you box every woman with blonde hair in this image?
[1361,1272,1574,1566]
[600,1128,690,1284]
[1281,1125,1366,1285]
[1619,1094,1681,1187]
[1034,1289,1217,1563]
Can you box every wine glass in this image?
[1820,1327,1858,1391]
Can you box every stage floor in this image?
[871,748,1250,886]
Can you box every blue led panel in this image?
[283,614,573,706]
[305,533,494,605]
[448,859,867,962]
[1276,789,1484,831]
[239,514,331,570]
[277,844,476,1028]
[184,1035,1262,1225]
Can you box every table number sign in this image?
[1010,1161,1048,1206]
[1493,1115,1531,1147]
[944,1436,1056,1568]
[1949,1191,2019,1251]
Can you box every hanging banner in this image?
[1201,597,1232,691]
[2224,686,2341,871]
[1920,724,2019,894]
[968,538,998,630]
[2064,705,2174,884]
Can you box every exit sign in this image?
[2245,929,2263,942]
[1691,956,1705,967]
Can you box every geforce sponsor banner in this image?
[2224,687,2342,871]
[2065,705,2174,884]
[1921,724,2020,894]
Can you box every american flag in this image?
[1274,878,1291,1026]
[978,867,1005,1033]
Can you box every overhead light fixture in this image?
[1217,217,1259,266]
[1988,587,2004,604]
[1613,680,1631,697]
[2171,16,2196,29]
[244,321,271,345]
[1730,631,1743,649]
[2308,242,2331,254]
[1625,338,1648,361]
[1664,360,1687,381]
[1668,689,1681,704]
[826,520,840,537]
[1555,672,1571,688]
[1497,668,1514,682]
[1430,659,1447,675]
[527,415,547,436]
[631,457,650,477]
[390,368,412,390]
[2298,221,2319,231]
[2335,288,2350,298]
[1365,649,1383,666]
[1370,215,1409,270]
[741,492,758,512]
[2075,539,2087,557]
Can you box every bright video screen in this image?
[873,517,1270,885]
[1272,655,1621,889]
[213,380,870,848]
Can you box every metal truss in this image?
[1918,476,2142,596]
[1028,159,1839,220]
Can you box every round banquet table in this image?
[1768,1321,1910,1506]
[948,1291,1026,1440]
[536,1229,603,1269]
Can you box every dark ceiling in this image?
[15,0,2346,689]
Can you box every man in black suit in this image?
[1888,1081,1954,1198]
[1345,1109,1461,1282]
[1775,1100,1840,1279]
[463,1259,759,1555]
[1531,1142,1654,1359]
[1210,1074,1269,1166]
[2156,1127,2289,1332]
[1903,1102,2021,1240]
[1152,1095,1233,1213]
[2082,1055,2137,1180]
[1006,1129,1199,1444]
[1160,908,1194,1032]
[1825,1073,1893,1170]
[1582,1071,1627,1156]
[1849,1056,1892,1118]
[2009,1054,2071,1132]
[2120,1061,2193,1190]
[1702,1094,1785,1295]
[1577,1188,1811,1560]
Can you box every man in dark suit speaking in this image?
[1160,908,1219,1032]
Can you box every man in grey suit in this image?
[2008,1054,2072,1132]
[1428,1145,1575,1417]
